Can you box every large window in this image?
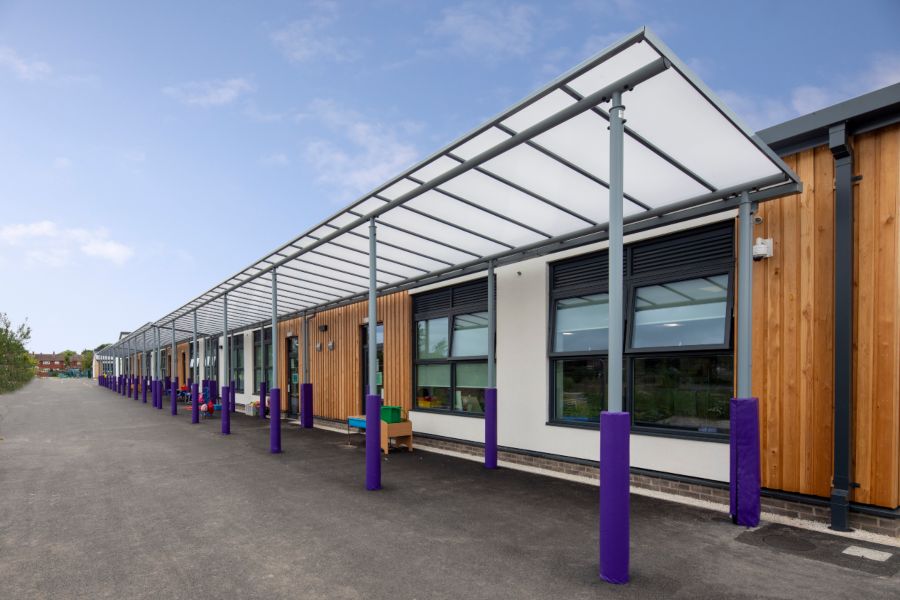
[253,328,272,393]
[413,280,492,416]
[231,335,244,393]
[549,223,734,437]
[205,336,219,380]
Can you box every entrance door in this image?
[287,336,299,416]
[360,323,384,414]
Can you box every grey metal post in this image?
[368,218,378,394]
[192,311,198,383]
[607,90,624,412]
[487,260,496,387]
[223,295,229,392]
[142,330,146,379]
[154,326,160,380]
[736,191,753,398]
[271,270,278,388]
[171,321,176,384]
[302,311,310,384]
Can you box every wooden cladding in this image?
[177,342,189,384]
[304,291,412,420]
[752,124,900,508]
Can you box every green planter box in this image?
[380,405,402,423]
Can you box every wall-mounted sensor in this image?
[327,341,335,351]
[752,237,773,261]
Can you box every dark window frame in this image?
[253,328,272,393]
[412,279,493,417]
[231,335,245,393]
[547,223,735,441]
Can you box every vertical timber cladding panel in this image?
[752,147,835,499]
[853,125,900,507]
[307,291,412,421]
[276,316,301,411]
[177,342,189,384]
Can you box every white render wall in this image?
[409,213,735,482]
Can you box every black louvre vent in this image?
[630,224,733,276]
[452,279,488,308]
[414,288,452,314]
[552,251,609,291]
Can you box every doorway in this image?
[360,323,384,414]
[287,336,299,417]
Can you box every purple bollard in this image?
[259,382,267,419]
[230,381,236,413]
[142,378,148,404]
[300,383,314,429]
[730,398,761,527]
[270,388,281,453]
[365,394,382,491]
[170,381,177,415]
[484,388,498,469]
[156,380,163,410]
[190,383,199,424]
[221,386,230,435]
[599,411,630,585]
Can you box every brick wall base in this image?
[409,431,899,539]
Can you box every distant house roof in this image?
[32,353,81,363]
[758,82,900,155]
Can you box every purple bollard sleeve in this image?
[191,383,199,424]
[220,386,230,435]
[259,382,267,419]
[484,388,498,469]
[270,388,281,453]
[365,394,382,491]
[300,383,314,429]
[730,398,761,527]
[599,411,630,585]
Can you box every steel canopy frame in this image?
[100,29,798,368]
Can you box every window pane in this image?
[416,364,451,410]
[632,355,733,434]
[554,294,609,352]
[553,358,606,423]
[632,275,729,348]
[417,318,449,359]
[455,362,488,413]
[452,312,488,356]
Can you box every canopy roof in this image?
[99,28,799,359]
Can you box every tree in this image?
[62,349,76,369]
[0,313,34,393]
[81,349,94,376]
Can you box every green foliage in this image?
[81,349,94,376]
[0,312,34,394]
[62,349,76,368]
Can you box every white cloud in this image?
[79,239,133,265]
[300,99,420,199]
[719,52,900,131]
[0,221,133,268]
[429,2,539,62]
[259,153,290,167]
[163,78,254,107]
[0,46,52,81]
[53,157,72,169]
[271,1,357,63]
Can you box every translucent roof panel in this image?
[104,27,798,358]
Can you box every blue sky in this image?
[2,0,899,354]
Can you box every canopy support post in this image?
[729,191,761,528]
[301,311,313,429]
[170,322,177,415]
[485,260,498,469]
[270,271,281,453]
[222,295,231,435]
[366,218,381,491]
[600,89,629,585]
[142,330,148,404]
[154,326,161,410]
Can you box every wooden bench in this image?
[347,415,413,454]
